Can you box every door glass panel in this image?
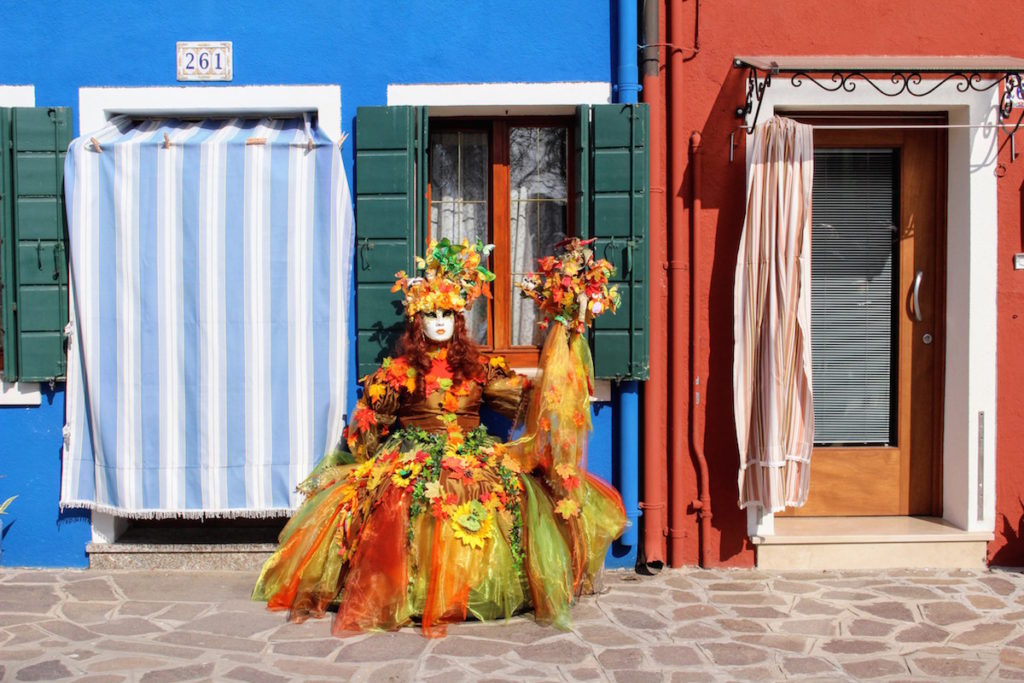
[811,149,899,446]
[509,127,568,346]
[429,131,489,344]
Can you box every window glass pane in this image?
[461,135,488,201]
[509,127,568,345]
[509,128,567,200]
[510,203,541,346]
[430,131,489,345]
[811,149,898,446]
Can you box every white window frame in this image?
[387,81,611,116]
[0,86,43,406]
[78,84,342,543]
[746,78,999,536]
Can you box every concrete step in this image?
[87,518,284,570]
[752,516,993,570]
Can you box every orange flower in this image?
[539,417,551,432]
[572,410,587,427]
[351,405,377,433]
[442,392,460,412]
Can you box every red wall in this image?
[657,0,1024,566]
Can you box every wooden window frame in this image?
[428,116,575,367]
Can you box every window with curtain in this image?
[811,148,899,446]
[429,119,570,364]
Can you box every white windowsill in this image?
[0,381,42,406]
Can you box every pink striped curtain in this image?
[734,116,815,512]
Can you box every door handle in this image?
[911,270,924,322]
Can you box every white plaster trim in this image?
[745,78,999,538]
[0,381,41,406]
[0,86,35,107]
[387,81,612,116]
[78,85,342,140]
[0,86,38,405]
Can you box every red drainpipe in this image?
[689,131,713,567]
[641,0,668,567]
[667,0,689,567]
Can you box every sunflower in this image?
[391,461,423,489]
[450,500,494,550]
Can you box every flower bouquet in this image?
[517,238,620,334]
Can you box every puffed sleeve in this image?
[345,356,417,461]
[482,355,532,421]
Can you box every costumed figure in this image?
[253,238,626,637]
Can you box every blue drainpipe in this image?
[610,0,641,566]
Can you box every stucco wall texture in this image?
[652,0,1024,566]
[0,0,621,567]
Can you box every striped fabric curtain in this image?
[733,116,815,512]
[60,115,353,518]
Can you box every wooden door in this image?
[784,122,946,517]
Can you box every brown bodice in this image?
[397,382,485,433]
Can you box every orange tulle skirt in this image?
[253,324,626,637]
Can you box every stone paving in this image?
[3,566,1024,682]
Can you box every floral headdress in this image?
[517,237,620,334]
[393,238,496,317]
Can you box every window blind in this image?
[811,149,898,446]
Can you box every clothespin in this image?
[306,136,314,152]
[338,131,349,149]
[90,137,102,153]
[246,137,267,146]
[163,133,171,149]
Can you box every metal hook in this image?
[358,237,375,270]
[36,240,43,269]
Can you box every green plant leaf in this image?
[0,495,17,515]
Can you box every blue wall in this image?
[0,0,628,568]
[0,390,91,567]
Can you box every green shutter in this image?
[577,103,650,381]
[354,106,428,378]
[0,108,12,380]
[0,107,71,382]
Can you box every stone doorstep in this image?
[753,516,993,571]
[87,542,276,571]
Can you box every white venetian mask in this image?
[422,310,455,343]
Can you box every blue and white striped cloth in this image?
[60,115,353,517]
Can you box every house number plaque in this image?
[177,42,233,81]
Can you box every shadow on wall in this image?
[991,499,1024,567]
[694,68,758,565]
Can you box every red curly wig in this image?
[397,312,485,394]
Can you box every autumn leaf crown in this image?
[393,238,497,317]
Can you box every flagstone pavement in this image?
[3,566,1024,682]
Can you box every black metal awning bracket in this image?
[734,58,1024,163]
[734,59,774,133]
